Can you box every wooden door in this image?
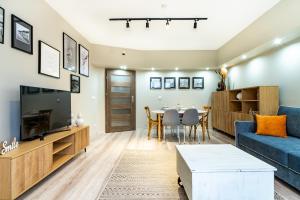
[105,69,136,133]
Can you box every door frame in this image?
[105,68,136,133]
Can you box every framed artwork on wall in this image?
[38,40,60,78]
[0,7,4,44]
[192,77,204,89]
[63,33,77,72]
[11,14,33,54]
[150,77,162,89]
[164,77,176,89]
[79,44,89,77]
[70,74,80,93]
[179,77,190,89]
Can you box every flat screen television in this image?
[20,85,71,141]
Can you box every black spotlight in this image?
[126,20,130,28]
[166,19,170,26]
[146,20,149,28]
[193,20,197,29]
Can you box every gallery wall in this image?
[136,70,219,129]
[228,38,300,107]
[0,0,105,141]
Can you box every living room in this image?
[0,0,300,199]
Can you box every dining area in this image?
[144,106,211,143]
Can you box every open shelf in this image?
[53,142,73,155]
[52,154,73,170]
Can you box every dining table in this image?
[151,109,207,141]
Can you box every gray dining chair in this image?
[162,109,181,143]
[182,109,199,143]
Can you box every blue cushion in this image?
[288,151,300,173]
[278,106,300,138]
[238,132,300,166]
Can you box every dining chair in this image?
[162,109,181,143]
[182,109,199,143]
[195,106,211,141]
[144,106,158,140]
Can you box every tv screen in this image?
[20,85,71,141]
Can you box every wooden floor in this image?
[20,129,300,200]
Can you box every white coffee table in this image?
[176,144,276,200]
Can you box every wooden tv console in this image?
[0,126,89,200]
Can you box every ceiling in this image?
[46,0,280,50]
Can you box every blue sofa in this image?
[235,106,300,191]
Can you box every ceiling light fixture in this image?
[175,67,179,71]
[120,65,127,70]
[110,18,207,29]
[166,19,170,26]
[241,55,247,60]
[194,20,197,29]
[151,67,155,71]
[273,38,282,45]
[223,64,228,68]
[206,67,210,71]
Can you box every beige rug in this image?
[98,150,187,199]
[98,149,285,200]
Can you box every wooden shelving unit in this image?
[0,126,90,200]
[53,142,72,155]
[212,86,279,136]
[52,154,73,170]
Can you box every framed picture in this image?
[11,15,33,54]
[192,77,204,89]
[0,7,4,44]
[164,77,176,89]
[179,77,190,89]
[150,77,162,89]
[70,74,80,93]
[38,40,60,78]
[79,44,89,77]
[63,33,77,72]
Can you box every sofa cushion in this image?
[238,132,300,166]
[288,151,300,173]
[278,106,300,138]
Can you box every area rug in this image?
[98,150,285,200]
[98,150,187,199]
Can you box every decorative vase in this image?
[76,113,84,127]
[236,92,242,100]
[71,113,76,126]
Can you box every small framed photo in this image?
[11,14,33,54]
[63,33,77,72]
[150,77,162,89]
[70,74,80,93]
[192,77,204,89]
[79,44,89,77]
[164,77,176,89]
[38,41,60,78]
[0,7,4,44]
[179,77,190,89]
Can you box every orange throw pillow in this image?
[256,115,287,138]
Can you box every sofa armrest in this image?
[235,121,256,147]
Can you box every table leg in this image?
[202,121,206,142]
[158,114,161,141]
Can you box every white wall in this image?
[0,0,105,141]
[228,38,300,107]
[136,71,219,128]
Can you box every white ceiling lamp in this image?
[206,67,210,71]
[273,38,282,45]
[175,67,179,71]
[241,55,247,60]
[120,65,127,70]
[151,67,155,71]
[223,64,228,68]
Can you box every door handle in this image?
[131,96,134,104]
